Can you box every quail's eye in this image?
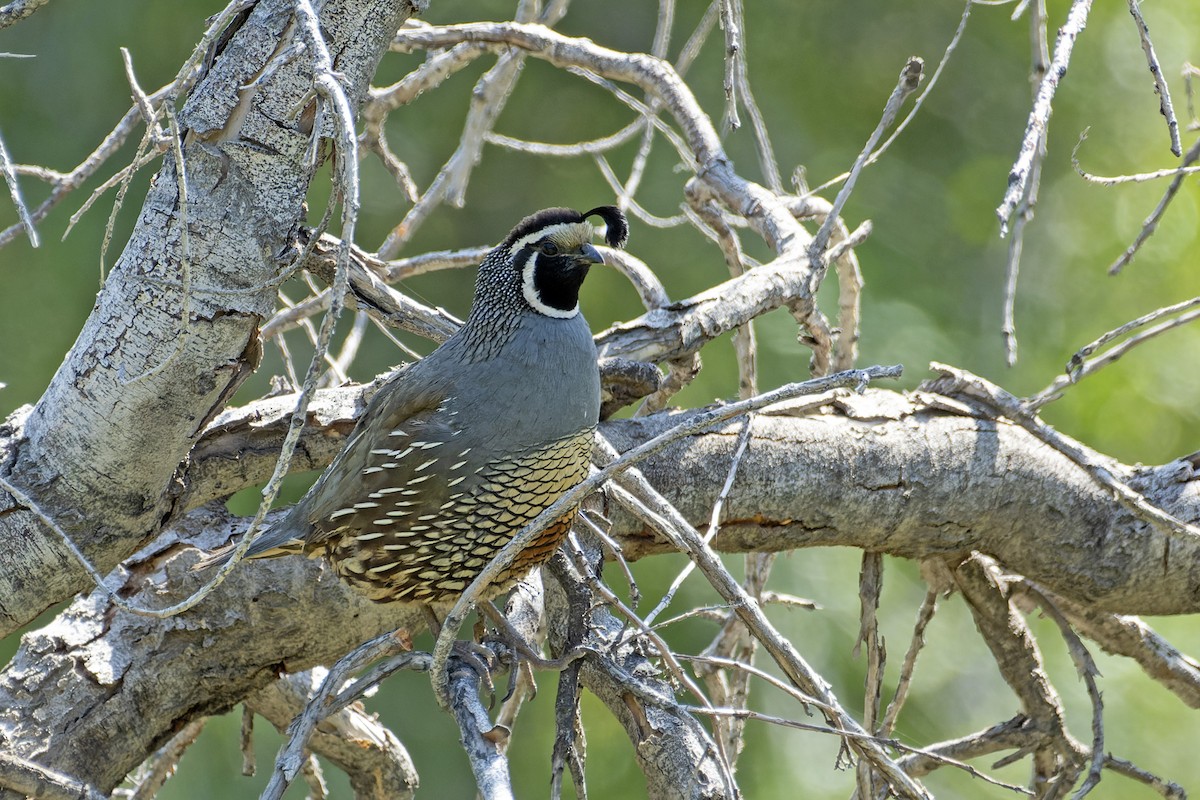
[540,241,559,256]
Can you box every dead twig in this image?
[1001,0,1049,366]
[1126,0,1181,157]
[1026,296,1200,410]
[1107,136,1200,275]
[997,0,1092,235]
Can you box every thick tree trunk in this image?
[0,0,420,636]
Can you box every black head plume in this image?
[583,206,629,249]
[503,208,582,249]
[502,206,629,251]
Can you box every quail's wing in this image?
[297,370,468,543]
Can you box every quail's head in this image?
[497,206,629,318]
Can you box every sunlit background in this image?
[1,0,1198,797]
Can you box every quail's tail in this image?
[191,519,307,572]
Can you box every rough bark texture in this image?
[0,0,420,636]
[600,391,1200,616]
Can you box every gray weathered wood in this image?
[0,0,420,636]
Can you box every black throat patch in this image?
[531,251,589,313]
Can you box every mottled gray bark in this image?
[0,507,423,797]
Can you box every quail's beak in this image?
[578,242,604,266]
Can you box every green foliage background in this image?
[1,1,1198,797]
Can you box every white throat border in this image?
[520,251,580,319]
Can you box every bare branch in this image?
[808,57,923,263]
[952,555,1085,790]
[1126,0,1181,157]
[896,716,1044,779]
[997,0,1092,235]
[378,4,570,259]
[685,182,757,396]
[1027,296,1200,411]
[654,414,761,764]
[644,416,755,627]
[0,129,37,246]
[1020,586,1105,798]
[1001,0,1049,366]
[446,658,515,800]
[0,83,173,248]
[1106,135,1200,275]
[249,670,420,800]
[1051,594,1200,710]
[260,631,419,800]
[879,582,939,738]
[804,0,976,199]
[545,535,739,799]
[854,552,886,797]
[601,445,931,799]
[272,230,462,344]
[1103,755,1187,800]
[599,247,671,311]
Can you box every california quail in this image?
[200,206,627,604]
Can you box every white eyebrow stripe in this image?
[506,221,592,257]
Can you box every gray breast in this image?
[451,310,600,453]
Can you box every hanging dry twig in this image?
[1001,0,1049,366]
[879,582,940,738]
[1105,135,1200,275]
[1018,582,1106,798]
[1126,0,1181,157]
[997,0,1092,235]
[854,551,886,798]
